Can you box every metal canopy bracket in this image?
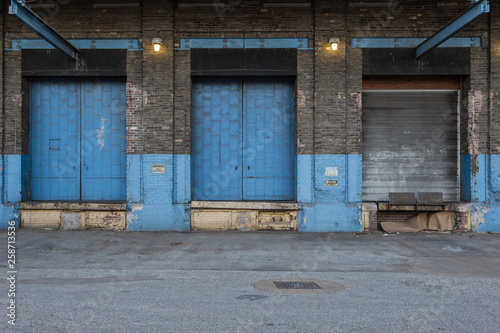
[416,0,489,58]
[9,0,79,60]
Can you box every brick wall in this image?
[296,50,315,155]
[469,46,490,156]
[346,48,362,155]
[142,1,175,154]
[347,1,477,37]
[368,211,378,232]
[2,52,21,155]
[0,0,3,154]
[126,50,144,154]
[174,0,313,34]
[456,211,469,232]
[314,1,347,155]
[0,0,494,165]
[491,1,500,155]
[4,0,142,35]
[173,50,191,155]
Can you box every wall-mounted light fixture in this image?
[329,38,340,51]
[152,38,163,52]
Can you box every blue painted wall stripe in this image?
[351,37,481,49]
[174,154,191,204]
[2,152,500,231]
[462,155,472,202]
[180,38,308,49]
[10,38,139,50]
[1,155,23,229]
[127,155,142,203]
[471,154,487,202]
[347,154,362,203]
[297,155,313,204]
[127,154,189,232]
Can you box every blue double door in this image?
[30,78,126,201]
[193,77,295,201]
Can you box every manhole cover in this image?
[252,278,345,295]
[273,281,321,289]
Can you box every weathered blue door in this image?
[243,77,295,200]
[192,77,295,201]
[192,77,243,200]
[30,78,126,201]
[30,79,81,200]
[81,80,127,200]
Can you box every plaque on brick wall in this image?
[152,164,165,174]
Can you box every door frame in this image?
[28,77,127,201]
[361,89,461,202]
[191,76,297,202]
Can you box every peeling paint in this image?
[126,203,144,227]
[11,93,23,107]
[143,91,150,106]
[467,89,483,156]
[96,118,106,151]
[126,83,143,153]
[471,203,489,231]
[87,211,126,230]
[350,92,362,108]
[296,89,307,108]
[126,83,143,111]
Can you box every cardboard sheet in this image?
[380,212,455,233]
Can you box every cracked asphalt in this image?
[1,230,500,333]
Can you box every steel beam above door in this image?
[415,0,489,58]
[9,0,79,60]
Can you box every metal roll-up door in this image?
[362,90,459,202]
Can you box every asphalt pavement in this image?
[2,229,500,333]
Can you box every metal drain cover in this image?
[252,278,345,295]
[273,281,321,289]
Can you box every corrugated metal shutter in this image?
[362,90,459,202]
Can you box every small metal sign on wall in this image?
[152,164,165,174]
[325,167,338,177]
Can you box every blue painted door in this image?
[30,79,80,200]
[193,78,243,200]
[192,77,295,201]
[30,78,126,201]
[81,80,127,200]
[243,77,295,200]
